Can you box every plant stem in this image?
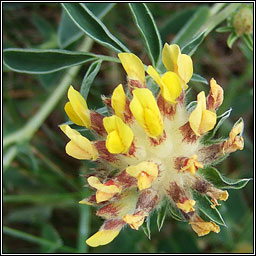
[3,37,93,149]
[3,145,18,171]
[96,54,120,63]
[3,226,79,253]
[77,204,90,253]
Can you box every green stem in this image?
[77,204,90,253]
[3,37,94,149]
[77,175,91,253]
[3,145,18,171]
[3,226,78,253]
[96,54,120,63]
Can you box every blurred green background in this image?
[3,3,253,253]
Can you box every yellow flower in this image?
[162,43,193,89]
[147,66,182,103]
[61,43,246,247]
[123,211,148,230]
[87,176,121,203]
[181,155,203,175]
[189,91,217,136]
[60,124,98,160]
[64,85,91,128]
[189,216,220,236]
[130,88,163,138]
[126,161,158,190]
[118,53,145,86]
[111,84,126,119]
[103,115,134,154]
[207,78,224,111]
[176,199,196,213]
[223,119,244,153]
[86,229,120,247]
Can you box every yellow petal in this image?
[229,119,244,142]
[162,43,180,72]
[86,230,120,247]
[130,88,163,138]
[161,71,182,103]
[144,108,164,138]
[111,84,126,119]
[147,67,182,103]
[64,102,84,126]
[147,65,163,89]
[208,78,224,111]
[118,53,145,84]
[177,54,193,84]
[188,91,205,136]
[60,125,98,160]
[126,161,158,190]
[199,109,217,134]
[105,130,124,154]
[190,219,220,236]
[67,85,91,128]
[137,173,153,190]
[181,155,203,175]
[123,213,147,230]
[126,161,158,178]
[223,119,244,154]
[103,115,134,154]
[176,199,196,213]
[189,91,216,136]
[96,191,116,203]
[87,176,121,193]
[218,191,229,201]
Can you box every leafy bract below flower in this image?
[60,43,246,247]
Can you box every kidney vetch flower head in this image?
[60,43,247,247]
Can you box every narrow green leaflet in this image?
[198,167,251,190]
[3,48,97,74]
[227,32,239,48]
[216,26,233,33]
[172,6,210,48]
[142,216,151,239]
[190,73,208,85]
[192,190,226,226]
[128,3,162,66]
[181,31,205,56]
[168,202,185,222]
[80,60,102,100]
[58,3,115,49]
[242,34,253,51]
[62,3,129,53]
[201,108,232,144]
[157,204,168,231]
[84,3,115,18]
[96,106,109,116]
